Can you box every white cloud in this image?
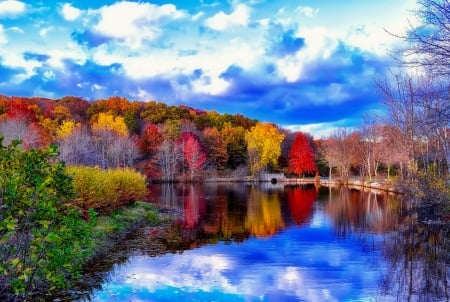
[39,27,53,38]
[0,24,7,44]
[283,120,356,138]
[296,6,319,18]
[0,0,25,18]
[93,1,185,48]
[61,3,81,21]
[205,4,250,31]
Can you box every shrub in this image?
[68,166,148,214]
[0,139,94,301]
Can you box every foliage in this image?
[68,166,147,214]
[56,120,79,140]
[91,112,129,136]
[288,132,317,176]
[221,122,247,169]
[245,123,285,175]
[177,132,207,180]
[138,124,163,157]
[203,127,228,170]
[0,139,95,301]
[124,110,139,134]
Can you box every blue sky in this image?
[0,0,417,137]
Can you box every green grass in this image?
[91,201,161,250]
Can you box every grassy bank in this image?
[90,201,161,254]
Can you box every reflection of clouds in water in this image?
[310,209,328,228]
[91,211,387,301]
[121,254,238,294]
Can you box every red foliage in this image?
[287,186,317,225]
[137,124,163,156]
[177,132,207,178]
[6,100,38,122]
[288,132,317,176]
[58,96,89,122]
[182,185,206,229]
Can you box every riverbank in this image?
[205,176,401,194]
[52,201,176,301]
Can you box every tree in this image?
[288,132,317,177]
[92,130,138,168]
[202,127,228,170]
[320,128,357,180]
[376,72,450,177]
[157,140,183,182]
[221,122,247,169]
[0,140,94,300]
[0,119,44,150]
[395,0,450,76]
[58,126,97,166]
[124,110,139,135]
[91,112,129,136]
[56,120,79,140]
[137,124,163,157]
[245,123,285,175]
[177,132,207,180]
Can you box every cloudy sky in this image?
[0,0,417,136]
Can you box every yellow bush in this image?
[67,166,147,214]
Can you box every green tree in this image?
[221,122,247,169]
[0,139,94,301]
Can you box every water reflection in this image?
[381,220,450,301]
[325,186,402,236]
[80,183,450,302]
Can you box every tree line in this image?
[0,88,448,183]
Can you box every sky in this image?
[0,0,418,137]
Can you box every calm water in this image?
[80,183,450,302]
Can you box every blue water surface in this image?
[88,206,391,302]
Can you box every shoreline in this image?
[203,177,401,194]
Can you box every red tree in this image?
[288,132,317,176]
[177,132,207,180]
[137,124,163,157]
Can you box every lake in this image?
[79,183,450,302]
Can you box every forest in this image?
[0,91,448,184]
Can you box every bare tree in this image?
[0,119,42,149]
[394,0,450,76]
[157,140,183,182]
[58,126,97,165]
[376,72,450,176]
[321,128,358,181]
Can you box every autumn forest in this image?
[2,93,447,184]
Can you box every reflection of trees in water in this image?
[380,221,450,302]
[245,186,285,237]
[286,185,317,225]
[324,186,403,237]
[182,184,206,229]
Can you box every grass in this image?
[90,201,161,254]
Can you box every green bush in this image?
[0,139,95,301]
[67,166,148,214]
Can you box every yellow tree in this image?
[245,122,285,175]
[91,112,128,136]
[56,120,79,140]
